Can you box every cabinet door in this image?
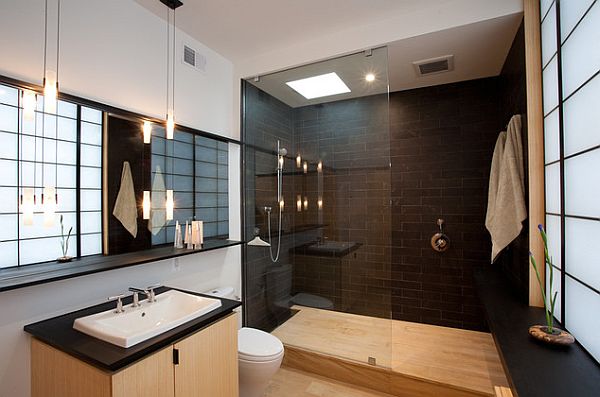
[112,345,175,397]
[174,313,239,397]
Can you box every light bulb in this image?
[43,186,57,227]
[296,195,302,212]
[317,161,323,172]
[318,198,323,210]
[143,121,152,144]
[303,196,308,210]
[279,199,284,210]
[166,189,174,221]
[303,161,308,174]
[44,70,58,114]
[166,111,175,140]
[21,188,35,226]
[296,155,302,168]
[22,90,37,121]
[143,191,151,220]
[278,155,284,170]
[365,73,375,82]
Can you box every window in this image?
[0,82,103,268]
[540,0,600,363]
[150,128,229,245]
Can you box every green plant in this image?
[60,215,73,259]
[529,224,558,334]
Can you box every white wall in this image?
[0,1,240,396]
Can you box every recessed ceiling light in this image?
[365,73,375,82]
[286,72,351,99]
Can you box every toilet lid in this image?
[292,293,334,309]
[238,327,284,362]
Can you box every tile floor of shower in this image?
[263,305,509,397]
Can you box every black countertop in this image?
[0,239,243,292]
[24,286,241,372]
[474,267,600,397]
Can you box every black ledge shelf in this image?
[474,267,600,397]
[24,286,241,372]
[0,239,243,293]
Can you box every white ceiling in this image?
[133,0,454,64]
[388,13,523,92]
[246,13,522,107]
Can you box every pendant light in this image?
[142,120,152,144]
[41,0,61,227]
[43,0,60,115]
[162,0,182,220]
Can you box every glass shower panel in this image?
[243,47,392,369]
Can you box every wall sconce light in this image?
[303,196,308,210]
[279,199,284,211]
[143,190,151,220]
[296,195,302,212]
[22,90,37,121]
[42,186,57,227]
[296,155,301,168]
[21,187,35,226]
[303,161,308,174]
[317,198,323,210]
[166,189,174,220]
[317,161,322,173]
[143,121,152,144]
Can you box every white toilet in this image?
[204,287,284,397]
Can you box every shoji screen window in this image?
[150,130,229,245]
[0,83,103,268]
[540,0,600,363]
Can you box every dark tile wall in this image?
[292,95,392,319]
[244,24,527,331]
[497,20,530,303]
[389,78,503,331]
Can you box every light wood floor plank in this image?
[272,306,509,396]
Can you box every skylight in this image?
[286,72,351,100]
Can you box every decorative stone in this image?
[529,325,575,346]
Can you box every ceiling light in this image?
[365,73,375,82]
[286,72,350,100]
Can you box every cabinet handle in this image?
[173,348,180,365]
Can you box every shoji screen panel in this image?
[540,0,600,363]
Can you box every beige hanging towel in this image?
[148,165,167,235]
[113,161,138,238]
[485,115,527,263]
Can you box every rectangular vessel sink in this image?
[73,289,222,348]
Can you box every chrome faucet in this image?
[108,294,126,313]
[128,287,149,307]
[146,285,162,303]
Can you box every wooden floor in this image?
[265,367,396,397]
[272,306,508,396]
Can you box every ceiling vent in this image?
[182,44,206,72]
[413,55,454,77]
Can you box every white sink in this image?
[73,290,222,348]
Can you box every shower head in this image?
[279,147,288,156]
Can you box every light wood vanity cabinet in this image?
[31,313,239,397]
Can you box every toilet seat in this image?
[238,327,284,362]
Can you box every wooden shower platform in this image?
[272,306,510,397]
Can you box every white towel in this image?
[113,161,138,238]
[148,166,167,235]
[485,115,527,263]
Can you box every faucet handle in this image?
[108,294,126,313]
[146,284,162,302]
